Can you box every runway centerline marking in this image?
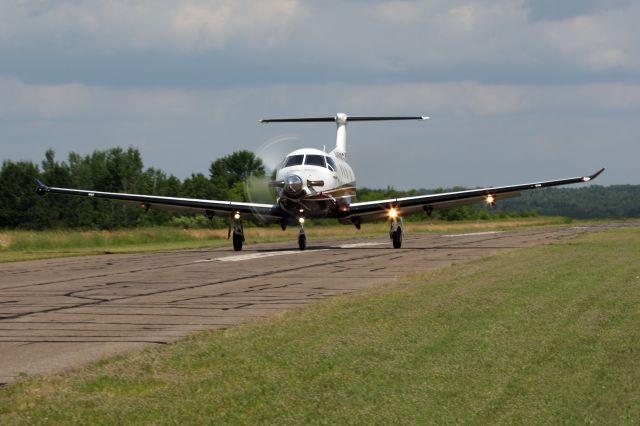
[195,249,329,263]
[443,231,504,238]
[338,242,386,248]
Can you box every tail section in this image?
[260,113,429,160]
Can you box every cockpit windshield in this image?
[282,154,336,170]
[304,155,326,167]
[326,157,337,172]
[282,155,304,168]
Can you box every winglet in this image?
[582,167,605,182]
[35,179,49,196]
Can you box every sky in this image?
[1,0,639,189]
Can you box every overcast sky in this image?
[1,0,639,189]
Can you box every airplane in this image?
[35,113,605,251]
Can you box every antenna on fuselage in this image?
[259,113,429,160]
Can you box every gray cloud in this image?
[2,1,639,88]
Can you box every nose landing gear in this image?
[298,217,306,251]
[229,212,245,251]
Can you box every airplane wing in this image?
[345,168,605,222]
[35,181,284,222]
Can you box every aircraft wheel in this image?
[233,233,243,251]
[298,233,306,251]
[392,227,402,249]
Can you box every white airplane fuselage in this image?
[274,147,356,218]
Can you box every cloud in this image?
[0,0,301,52]
[3,77,640,122]
[540,4,640,70]
[0,77,95,118]
[1,0,638,89]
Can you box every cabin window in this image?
[326,157,337,172]
[283,155,304,168]
[304,155,326,167]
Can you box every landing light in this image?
[234,212,241,220]
[298,217,305,224]
[486,194,495,205]
[388,208,399,219]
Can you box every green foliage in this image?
[495,185,640,219]
[208,150,265,201]
[168,215,225,229]
[181,173,215,199]
[0,160,45,227]
[0,148,273,229]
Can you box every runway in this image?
[0,224,622,384]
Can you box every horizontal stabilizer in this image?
[260,114,429,123]
[259,117,336,123]
[347,116,429,121]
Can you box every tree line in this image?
[1,147,638,229]
[0,147,264,229]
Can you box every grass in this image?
[1,227,639,424]
[0,216,569,263]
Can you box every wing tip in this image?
[35,179,49,196]
[583,167,605,182]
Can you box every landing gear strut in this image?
[230,214,244,251]
[298,218,306,251]
[390,218,403,249]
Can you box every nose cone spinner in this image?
[284,174,304,198]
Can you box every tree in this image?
[0,160,45,228]
[208,150,265,201]
[182,173,216,199]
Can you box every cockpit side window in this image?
[326,157,337,172]
[304,155,326,167]
[283,155,304,168]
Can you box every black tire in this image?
[298,233,306,251]
[233,233,243,251]
[392,227,402,249]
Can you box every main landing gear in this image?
[390,217,403,249]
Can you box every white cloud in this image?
[2,0,638,73]
[3,77,640,122]
[0,77,95,118]
[172,1,300,50]
[540,5,640,70]
[0,0,302,52]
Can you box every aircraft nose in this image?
[284,174,304,197]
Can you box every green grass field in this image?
[0,217,568,263]
[1,227,638,424]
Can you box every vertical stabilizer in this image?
[334,113,348,159]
